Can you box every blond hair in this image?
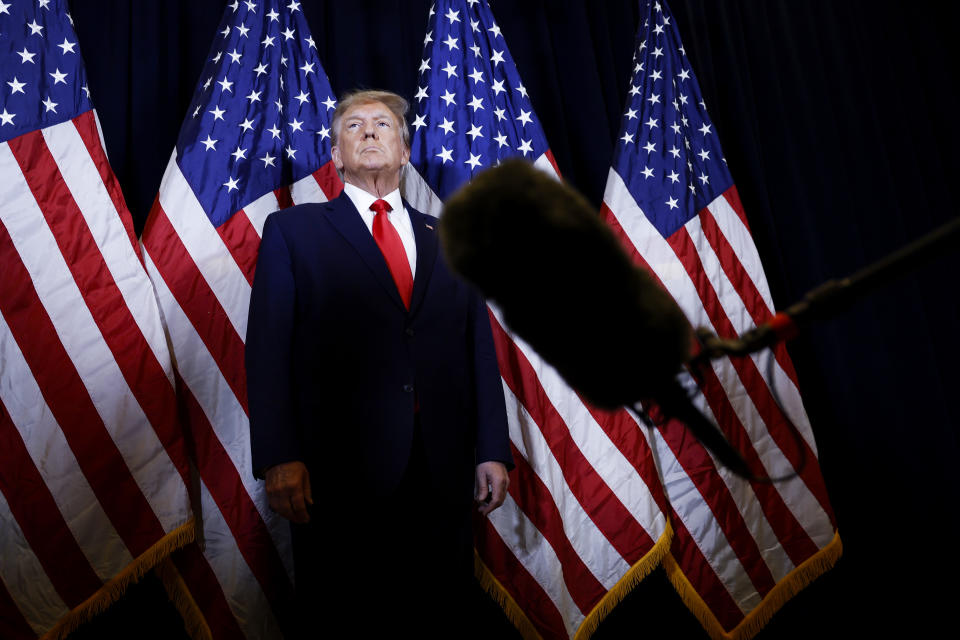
[331,89,411,147]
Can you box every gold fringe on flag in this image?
[475,551,543,640]
[663,530,843,640]
[40,518,196,640]
[154,554,212,640]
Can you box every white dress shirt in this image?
[342,182,417,278]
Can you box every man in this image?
[246,89,512,634]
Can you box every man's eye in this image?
[378,121,390,127]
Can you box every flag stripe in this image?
[216,209,260,286]
[9,125,190,488]
[171,544,248,640]
[142,202,249,414]
[0,574,36,640]
[0,215,166,557]
[489,314,658,558]
[0,397,102,607]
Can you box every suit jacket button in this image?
[403,384,414,393]
[405,327,414,337]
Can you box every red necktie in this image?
[370,199,413,309]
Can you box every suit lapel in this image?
[324,196,407,311]
[408,205,438,317]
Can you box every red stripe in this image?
[0,219,165,557]
[216,211,261,287]
[311,159,343,200]
[488,311,656,560]
[171,543,246,640]
[273,185,293,210]
[176,375,294,632]
[653,412,777,596]
[142,200,248,414]
[0,574,36,640]
[8,128,191,486]
[0,397,102,608]
[507,442,608,614]
[698,203,800,386]
[669,512,745,631]
[475,516,569,640]
[542,149,562,176]
[722,185,751,234]
[667,226,836,529]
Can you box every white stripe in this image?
[751,349,818,454]
[290,168,332,209]
[195,479,283,640]
[41,119,175,387]
[0,311,133,582]
[487,493,585,638]
[143,249,295,582]
[158,153,250,338]
[501,381,632,590]
[533,152,560,180]
[243,190,280,238]
[0,489,69,636]
[491,306,668,545]
[706,194,774,312]
[400,163,444,217]
[0,144,189,534]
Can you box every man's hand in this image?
[265,461,312,523]
[475,461,509,516]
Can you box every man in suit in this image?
[246,89,512,634]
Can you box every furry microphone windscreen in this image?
[439,159,691,410]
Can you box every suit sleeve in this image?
[246,212,300,478]
[469,290,514,470]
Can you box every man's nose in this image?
[363,123,377,138]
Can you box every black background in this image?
[63,1,960,638]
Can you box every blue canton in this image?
[613,0,733,238]
[410,0,551,201]
[0,0,92,143]
[176,0,335,227]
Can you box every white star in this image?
[442,62,458,78]
[224,176,240,192]
[58,38,76,54]
[250,63,267,79]
[305,36,316,49]
[653,23,664,35]
[300,61,315,75]
[244,0,256,11]
[678,94,688,105]
[285,145,297,159]
[287,0,301,11]
[275,99,283,114]
[282,27,295,41]
[490,50,505,65]
[666,170,680,184]
[440,90,456,106]
[628,84,641,97]
[0,109,14,126]
[237,24,250,38]
[518,139,533,155]
[82,85,90,98]
[17,48,37,64]
[412,114,427,130]
[438,118,455,135]
[620,131,634,145]
[267,124,281,139]
[209,105,226,120]
[650,69,662,81]
[294,90,310,105]
[239,118,255,132]
[419,58,430,73]
[467,124,483,140]
[232,146,248,161]
[227,49,242,64]
[39,0,51,9]
[218,76,233,92]
[436,146,453,163]
[468,68,484,84]
[670,122,682,135]
[289,118,304,133]
[27,20,43,36]
[42,97,57,112]
[699,172,710,185]
[678,69,690,81]
[645,117,658,129]
[652,46,664,58]
[0,1,11,15]
[203,77,212,90]
[220,26,230,38]
[201,135,217,151]
[647,93,660,105]
[470,19,480,33]
[468,95,484,111]
[689,183,697,195]
[494,133,508,148]
[415,85,428,101]
[445,7,460,23]
[469,44,481,57]
[266,8,279,21]
[465,153,483,170]
[491,79,505,95]
[641,166,654,179]
[516,110,532,126]
[665,196,679,210]
[423,30,433,45]
[322,96,336,110]
[643,141,656,153]
[625,108,638,120]
[488,24,502,38]
[444,34,458,50]
[317,125,330,140]
[699,123,713,135]
[516,84,528,98]
[698,149,710,161]
[247,89,262,102]
[229,0,239,11]
[212,51,222,63]
[262,34,275,47]
[7,77,26,94]
[493,107,506,122]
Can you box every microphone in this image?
[440,159,757,479]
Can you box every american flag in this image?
[405,2,675,638]
[139,0,341,637]
[602,0,840,636]
[0,1,193,638]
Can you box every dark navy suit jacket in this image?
[245,194,511,503]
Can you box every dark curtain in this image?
[65,1,960,638]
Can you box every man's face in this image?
[332,101,410,178]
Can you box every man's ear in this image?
[400,145,410,167]
[331,145,343,171]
